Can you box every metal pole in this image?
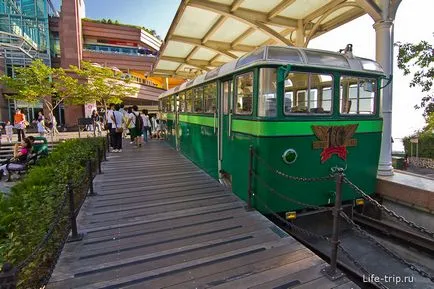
[87,159,96,196]
[0,263,17,289]
[106,132,110,152]
[323,170,344,280]
[67,181,83,242]
[96,148,102,174]
[103,141,107,161]
[247,145,254,211]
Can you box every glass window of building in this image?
[193,87,203,113]
[204,82,217,113]
[340,76,376,115]
[284,72,333,115]
[258,68,277,117]
[185,89,193,112]
[235,72,253,115]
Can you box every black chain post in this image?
[246,145,254,211]
[96,148,102,174]
[106,133,110,153]
[102,140,107,161]
[87,159,97,196]
[0,263,17,289]
[67,181,83,242]
[322,170,344,280]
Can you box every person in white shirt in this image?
[126,105,143,147]
[106,103,115,147]
[110,104,124,152]
[141,109,151,143]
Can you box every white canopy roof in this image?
[154,0,388,78]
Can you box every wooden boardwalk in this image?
[48,141,358,289]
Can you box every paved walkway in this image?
[47,141,357,288]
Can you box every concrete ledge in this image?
[377,172,434,212]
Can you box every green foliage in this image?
[0,59,90,119]
[0,138,104,287]
[0,59,55,106]
[70,61,139,108]
[396,36,434,125]
[402,131,434,158]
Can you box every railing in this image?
[0,140,107,289]
[246,145,434,287]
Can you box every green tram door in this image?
[218,79,233,185]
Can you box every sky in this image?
[53,0,432,139]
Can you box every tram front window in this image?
[340,76,376,115]
[258,68,277,117]
[284,72,333,115]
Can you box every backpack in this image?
[135,112,143,130]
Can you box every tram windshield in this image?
[340,76,376,115]
[284,72,333,115]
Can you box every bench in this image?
[5,153,41,181]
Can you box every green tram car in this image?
[158,45,385,215]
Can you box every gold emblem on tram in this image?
[312,124,358,163]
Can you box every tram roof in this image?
[159,45,384,99]
[154,0,387,79]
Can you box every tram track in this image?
[353,212,434,255]
[269,211,434,289]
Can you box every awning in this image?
[153,0,379,78]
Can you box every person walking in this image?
[126,105,143,147]
[110,104,124,152]
[13,109,26,142]
[141,109,151,143]
[91,110,102,136]
[106,103,115,148]
[37,110,45,137]
[5,121,13,143]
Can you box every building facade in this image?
[0,0,182,128]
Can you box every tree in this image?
[396,36,434,128]
[70,61,139,111]
[0,59,88,121]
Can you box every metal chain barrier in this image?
[252,151,335,182]
[252,171,333,211]
[1,142,106,288]
[343,177,434,239]
[254,178,391,288]
[16,190,69,272]
[339,210,434,282]
[254,194,331,242]
[337,245,389,289]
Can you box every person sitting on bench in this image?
[0,138,32,180]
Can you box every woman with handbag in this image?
[110,104,124,152]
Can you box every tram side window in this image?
[340,76,376,115]
[235,72,253,115]
[185,89,193,112]
[193,87,204,113]
[258,68,277,117]
[169,96,175,112]
[178,93,185,112]
[204,82,217,113]
[284,72,333,115]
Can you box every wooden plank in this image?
[47,141,357,289]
